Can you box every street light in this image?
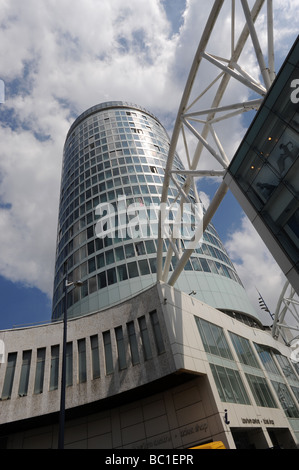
[58,278,83,450]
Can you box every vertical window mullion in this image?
[149,310,165,354]
[34,348,46,394]
[78,339,87,383]
[103,331,114,374]
[18,350,32,397]
[90,335,101,379]
[115,326,127,370]
[66,342,73,387]
[127,321,140,365]
[1,352,17,399]
[49,345,59,391]
[138,316,152,361]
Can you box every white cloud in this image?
[198,191,210,210]
[0,0,181,297]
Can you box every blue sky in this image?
[0,0,298,330]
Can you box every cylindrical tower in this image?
[52,101,258,322]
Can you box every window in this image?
[88,257,96,273]
[107,267,117,285]
[127,321,140,365]
[229,333,260,368]
[88,275,97,294]
[90,335,100,379]
[78,339,87,383]
[117,264,128,281]
[98,272,107,289]
[66,343,73,387]
[138,316,152,360]
[150,311,165,354]
[145,240,156,254]
[195,317,233,360]
[115,327,127,370]
[1,352,17,399]
[103,331,114,374]
[97,253,105,269]
[246,374,277,408]
[135,242,145,255]
[291,386,299,404]
[254,344,281,376]
[149,258,157,273]
[106,249,114,265]
[34,348,46,394]
[128,261,139,278]
[50,345,59,391]
[138,259,150,275]
[124,244,135,258]
[210,364,250,405]
[115,246,125,261]
[18,350,32,397]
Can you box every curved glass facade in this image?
[52,102,257,321]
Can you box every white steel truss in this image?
[158,0,299,344]
[157,0,276,285]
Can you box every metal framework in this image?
[272,282,299,346]
[157,0,275,283]
[156,0,299,340]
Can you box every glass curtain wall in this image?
[52,102,251,321]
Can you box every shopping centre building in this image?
[0,37,299,449]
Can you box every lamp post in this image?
[58,278,83,450]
